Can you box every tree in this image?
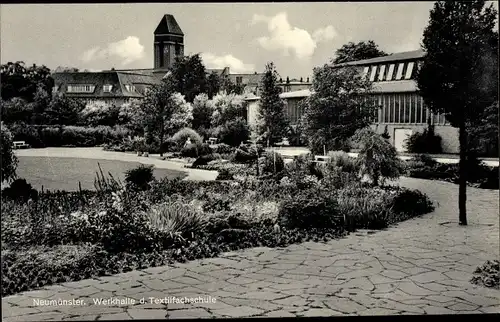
[118,99,145,134]
[332,41,388,65]
[301,65,376,154]
[210,92,245,127]
[206,72,221,99]
[44,92,82,128]
[80,101,120,127]
[170,54,208,103]
[351,128,404,186]
[1,97,34,125]
[191,93,215,135]
[1,123,18,183]
[140,80,193,156]
[417,0,498,226]
[257,62,289,146]
[0,62,53,102]
[468,102,499,157]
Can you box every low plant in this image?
[278,189,341,230]
[124,164,155,191]
[1,123,18,183]
[2,178,38,203]
[261,151,285,174]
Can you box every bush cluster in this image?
[404,127,443,154]
[406,154,499,189]
[9,124,131,148]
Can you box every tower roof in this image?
[154,14,184,36]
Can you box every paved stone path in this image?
[14,147,218,181]
[2,176,499,320]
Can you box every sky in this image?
[1,2,498,79]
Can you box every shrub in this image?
[216,168,234,181]
[404,126,442,154]
[261,151,285,174]
[212,143,236,154]
[381,125,390,140]
[180,143,212,158]
[351,128,404,186]
[390,188,434,218]
[217,118,250,147]
[9,123,45,148]
[192,153,221,167]
[2,179,38,203]
[278,190,340,229]
[171,128,203,147]
[1,124,18,183]
[124,165,155,191]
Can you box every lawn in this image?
[15,156,187,191]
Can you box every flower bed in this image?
[1,174,434,297]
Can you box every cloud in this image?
[80,36,145,66]
[312,25,337,43]
[201,52,255,73]
[251,12,337,59]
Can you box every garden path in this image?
[14,147,218,181]
[2,177,499,320]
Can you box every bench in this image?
[12,141,30,149]
[208,137,218,145]
[314,155,330,163]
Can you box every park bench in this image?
[275,138,290,147]
[208,137,218,145]
[12,141,30,149]
[314,155,330,164]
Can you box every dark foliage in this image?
[404,127,443,154]
[2,178,38,203]
[124,165,155,191]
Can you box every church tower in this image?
[154,14,184,70]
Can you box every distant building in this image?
[277,77,312,93]
[52,71,159,106]
[52,14,271,103]
[245,49,459,153]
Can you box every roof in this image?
[245,80,418,101]
[154,14,184,36]
[245,89,311,101]
[335,49,425,67]
[371,80,417,93]
[228,73,265,84]
[52,71,161,98]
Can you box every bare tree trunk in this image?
[458,123,467,226]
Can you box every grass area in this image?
[15,156,187,191]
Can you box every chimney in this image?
[286,76,290,84]
[306,77,309,82]
[300,77,303,82]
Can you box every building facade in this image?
[245,49,459,153]
[52,71,160,107]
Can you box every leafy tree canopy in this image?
[332,41,388,65]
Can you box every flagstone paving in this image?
[2,178,499,320]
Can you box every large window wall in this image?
[375,92,448,125]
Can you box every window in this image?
[403,94,411,123]
[378,65,386,81]
[369,66,378,82]
[395,63,405,80]
[67,84,95,93]
[362,66,370,78]
[405,62,415,80]
[125,85,136,92]
[236,76,243,85]
[103,85,113,93]
[386,64,395,81]
[175,44,181,56]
